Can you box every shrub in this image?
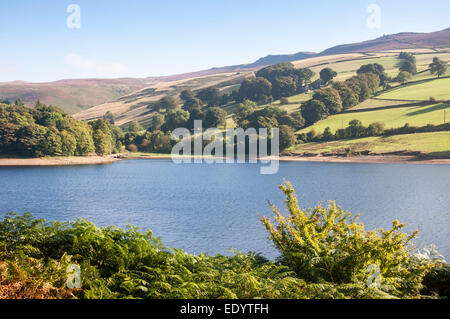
[260,182,432,297]
[280,97,289,105]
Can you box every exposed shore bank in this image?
[1,154,449,167]
[117,154,450,165]
[0,156,117,167]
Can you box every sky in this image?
[1,0,449,82]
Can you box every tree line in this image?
[300,121,450,143]
[0,101,123,157]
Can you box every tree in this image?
[103,111,115,124]
[93,129,113,156]
[345,73,379,103]
[277,112,305,130]
[186,108,204,130]
[149,114,165,132]
[233,100,256,128]
[279,125,296,150]
[332,82,359,109]
[180,90,195,102]
[322,127,334,141]
[357,63,389,88]
[196,87,222,107]
[345,119,364,137]
[128,121,144,133]
[295,68,315,88]
[158,96,179,111]
[429,57,448,78]
[253,116,279,130]
[71,124,95,155]
[367,122,385,136]
[320,68,337,84]
[289,112,306,130]
[399,52,417,74]
[237,77,272,103]
[182,98,202,112]
[59,130,77,155]
[256,62,297,83]
[312,88,343,114]
[162,110,190,132]
[399,61,417,75]
[301,99,328,126]
[271,76,297,100]
[204,107,227,128]
[395,71,412,84]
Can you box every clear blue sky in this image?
[1,0,449,82]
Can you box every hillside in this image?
[291,59,450,158]
[0,78,152,114]
[320,28,450,55]
[74,47,450,128]
[1,28,449,116]
[73,71,253,127]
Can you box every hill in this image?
[73,71,253,127]
[320,28,450,55]
[74,47,450,128]
[1,28,449,115]
[0,78,152,114]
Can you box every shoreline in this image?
[0,156,117,167]
[1,154,449,167]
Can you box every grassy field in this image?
[377,77,450,101]
[299,103,449,134]
[351,98,410,110]
[291,132,450,157]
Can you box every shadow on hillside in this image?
[428,151,450,158]
[406,103,449,116]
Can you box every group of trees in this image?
[232,100,304,150]
[301,66,382,126]
[122,104,229,153]
[301,120,450,143]
[299,120,386,143]
[0,102,123,157]
[154,107,227,132]
[395,53,448,82]
[394,52,417,84]
[151,86,235,114]
[237,63,315,103]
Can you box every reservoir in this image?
[0,159,449,259]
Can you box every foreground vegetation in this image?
[0,183,448,299]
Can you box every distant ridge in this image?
[221,52,317,70]
[320,28,450,55]
[211,28,450,71]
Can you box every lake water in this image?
[0,159,449,260]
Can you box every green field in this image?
[299,103,449,134]
[307,52,450,82]
[377,77,450,101]
[291,132,450,157]
[351,98,409,110]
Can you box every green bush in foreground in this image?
[260,182,445,298]
[0,183,448,299]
